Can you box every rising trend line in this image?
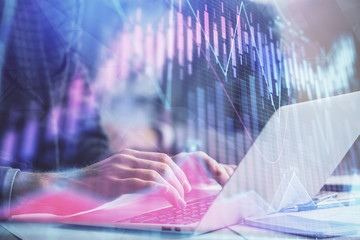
[186,0,279,113]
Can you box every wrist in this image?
[12,171,57,201]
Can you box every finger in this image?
[135,158,186,199]
[124,149,191,193]
[215,165,230,186]
[112,154,186,200]
[173,151,229,185]
[118,178,186,209]
[221,164,235,176]
[117,166,184,199]
[138,170,187,209]
[193,152,229,186]
[121,149,191,193]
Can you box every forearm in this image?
[11,172,57,202]
[10,168,101,205]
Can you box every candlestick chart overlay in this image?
[1,0,359,173]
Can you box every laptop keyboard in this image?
[118,195,217,225]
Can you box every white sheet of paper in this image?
[230,205,360,238]
[285,205,360,225]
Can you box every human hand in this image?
[12,150,234,211]
[65,149,192,209]
[9,149,191,215]
[172,151,236,186]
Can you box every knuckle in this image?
[126,178,140,189]
[114,152,126,159]
[159,163,171,175]
[148,170,160,180]
[213,165,222,175]
[108,153,124,163]
[144,181,153,189]
[177,152,187,158]
[120,148,132,154]
[158,153,169,163]
[113,153,135,165]
[196,151,207,158]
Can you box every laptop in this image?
[101,91,360,234]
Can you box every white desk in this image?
[3,175,360,239]
[1,222,359,240]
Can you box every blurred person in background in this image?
[0,0,234,217]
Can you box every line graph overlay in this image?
[186,0,279,112]
[199,40,293,165]
[107,0,294,165]
[167,0,293,164]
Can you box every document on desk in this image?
[230,205,360,238]
[284,204,360,225]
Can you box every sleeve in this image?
[0,167,19,216]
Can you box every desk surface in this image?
[1,222,359,240]
[3,176,360,239]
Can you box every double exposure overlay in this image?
[0,0,359,237]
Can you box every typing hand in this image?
[172,152,236,187]
[12,150,233,211]
[69,149,191,209]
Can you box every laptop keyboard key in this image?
[118,195,216,225]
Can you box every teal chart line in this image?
[110,0,131,25]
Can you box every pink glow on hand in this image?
[176,154,217,187]
[9,190,104,217]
